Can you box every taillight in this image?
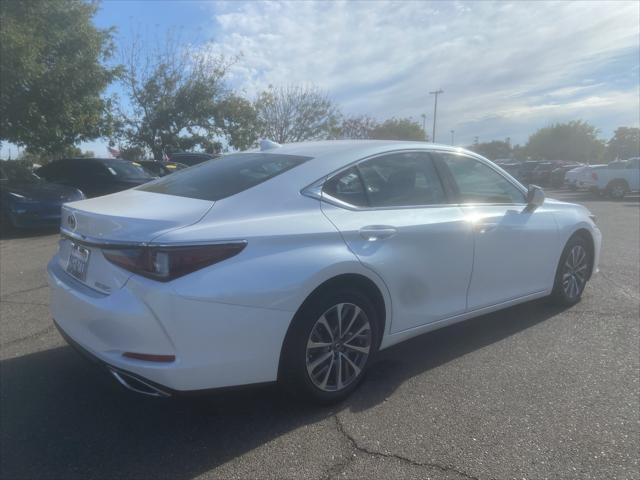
[592,172,598,180]
[103,243,246,281]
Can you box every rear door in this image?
[320,151,474,333]
[432,152,559,310]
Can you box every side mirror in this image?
[526,185,545,209]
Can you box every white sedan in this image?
[48,141,602,403]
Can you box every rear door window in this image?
[137,153,311,201]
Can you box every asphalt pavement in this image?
[1,190,638,480]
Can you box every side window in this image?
[435,153,525,204]
[38,161,70,182]
[357,152,446,207]
[323,167,368,207]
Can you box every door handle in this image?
[359,225,397,241]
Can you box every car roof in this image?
[259,139,465,158]
[236,140,496,195]
[254,140,483,178]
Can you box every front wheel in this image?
[280,288,380,404]
[551,235,592,306]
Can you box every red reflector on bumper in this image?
[123,352,175,363]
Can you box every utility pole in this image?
[450,130,455,146]
[429,89,444,142]
[421,113,427,140]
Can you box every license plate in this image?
[66,243,91,282]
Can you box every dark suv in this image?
[36,158,153,198]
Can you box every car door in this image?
[320,151,474,333]
[625,158,640,190]
[432,151,560,311]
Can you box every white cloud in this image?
[204,0,639,145]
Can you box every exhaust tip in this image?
[109,369,171,398]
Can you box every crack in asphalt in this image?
[0,283,49,301]
[0,299,48,306]
[597,271,640,301]
[0,324,55,348]
[329,414,479,480]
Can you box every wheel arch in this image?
[277,272,389,380]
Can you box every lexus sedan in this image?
[48,141,601,403]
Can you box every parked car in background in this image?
[592,158,640,199]
[36,158,154,198]
[564,165,591,190]
[1,161,84,229]
[575,165,608,191]
[495,162,520,180]
[516,161,543,185]
[136,160,188,177]
[49,140,601,403]
[531,162,560,187]
[551,164,583,188]
[167,152,219,167]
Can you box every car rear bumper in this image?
[47,257,293,394]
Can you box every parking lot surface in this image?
[1,191,638,480]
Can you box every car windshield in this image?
[102,160,153,179]
[0,163,40,183]
[137,152,311,201]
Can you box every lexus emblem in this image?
[67,214,77,230]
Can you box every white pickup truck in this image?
[591,158,640,199]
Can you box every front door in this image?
[432,152,560,310]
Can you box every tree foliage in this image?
[468,140,512,160]
[0,0,117,156]
[369,117,426,141]
[605,127,640,161]
[334,115,379,139]
[254,85,340,143]
[114,34,255,159]
[335,115,427,141]
[525,121,605,163]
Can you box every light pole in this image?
[429,89,444,142]
[421,113,427,140]
[450,130,455,145]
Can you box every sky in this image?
[2,0,639,158]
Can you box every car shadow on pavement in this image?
[0,299,567,479]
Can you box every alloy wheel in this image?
[611,185,625,199]
[305,302,372,392]
[562,245,588,299]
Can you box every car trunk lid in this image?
[58,189,214,293]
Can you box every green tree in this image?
[254,85,340,143]
[334,114,379,139]
[605,127,640,161]
[0,0,117,156]
[525,121,605,163]
[17,146,94,166]
[369,117,426,141]
[115,34,254,158]
[468,140,512,160]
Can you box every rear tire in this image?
[607,180,628,200]
[551,234,592,306]
[279,288,380,404]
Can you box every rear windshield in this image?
[137,153,311,201]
